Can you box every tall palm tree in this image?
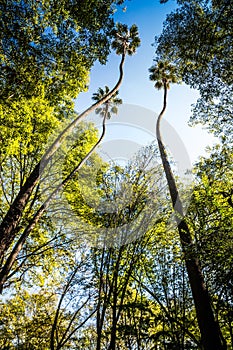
[149,60,226,350]
[149,61,181,211]
[0,24,140,263]
[0,87,122,292]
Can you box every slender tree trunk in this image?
[0,54,125,260]
[156,83,226,350]
[0,113,108,292]
[107,248,123,350]
[108,285,118,350]
[96,246,111,350]
[96,249,103,350]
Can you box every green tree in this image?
[188,144,233,347]
[155,0,233,141]
[0,22,140,284]
[0,122,101,291]
[149,60,226,349]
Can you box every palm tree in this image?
[149,60,226,350]
[90,86,122,158]
[0,24,140,263]
[0,87,122,292]
[92,86,122,120]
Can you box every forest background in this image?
[0,0,232,349]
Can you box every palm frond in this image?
[92,86,122,119]
[111,23,140,56]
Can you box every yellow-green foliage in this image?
[0,94,58,161]
[62,122,109,227]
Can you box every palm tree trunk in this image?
[0,54,125,260]
[0,113,108,292]
[156,83,226,350]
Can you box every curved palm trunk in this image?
[156,83,226,350]
[0,113,108,292]
[0,53,125,260]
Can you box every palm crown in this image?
[92,86,122,119]
[111,23,141,56]
[149,60,180,89]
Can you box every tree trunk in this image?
[108,290,117,350]
[156,83,226,350]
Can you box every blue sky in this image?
[76,0,217,165]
